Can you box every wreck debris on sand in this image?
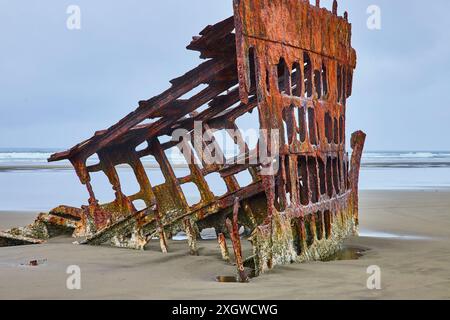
[1,0,366,278]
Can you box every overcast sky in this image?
[0,0,449,151]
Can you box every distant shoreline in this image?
[2,161,450,172]
[2,150,450,171]
[0,162,187,172]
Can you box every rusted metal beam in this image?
[218,233,231,262]
[225,198,248,283]
[184,219,199,256]
[350,131,367,227]
[49,58,237,163]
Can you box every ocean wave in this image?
[363,152,450,159]
[0,152,52,161]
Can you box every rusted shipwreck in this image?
[1,0,365,278]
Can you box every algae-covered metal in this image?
[0,0,366,277]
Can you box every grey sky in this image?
[0,0,449,151]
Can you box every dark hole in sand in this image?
[216,273,255,283]
[216,268,256,283]
[216,276,241,283]
[323,246,368,262]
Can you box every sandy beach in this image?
[0,190,449,300]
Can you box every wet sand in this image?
[1,190,450,300]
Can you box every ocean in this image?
[1,149,449,211]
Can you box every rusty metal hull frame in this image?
[0,0,366,278]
